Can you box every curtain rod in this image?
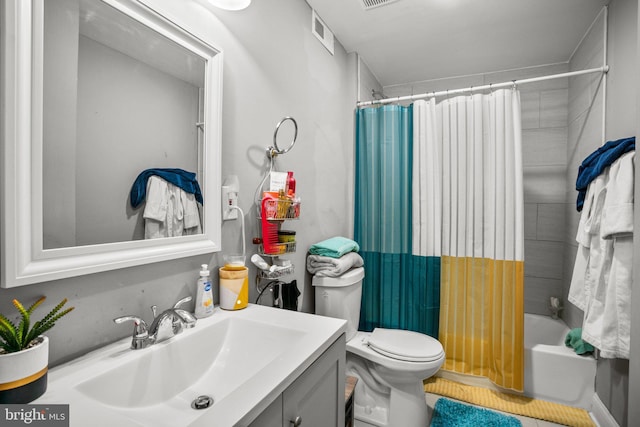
[356,66,609,108]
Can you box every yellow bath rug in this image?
[424,377,595,427]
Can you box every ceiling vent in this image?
[360,0,399,10]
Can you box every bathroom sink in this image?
[76,317,302,408]
[34,304,346,427]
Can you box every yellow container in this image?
[219,265,249,310]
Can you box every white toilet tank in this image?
[312,267,364,341]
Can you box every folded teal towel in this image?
[309,237,360,258]
[565,328,595,355]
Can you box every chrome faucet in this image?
[172,296,198,329]
[114,296,197,350]
[113,314,152,349]
[550,296,563,320]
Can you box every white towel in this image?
[306,252,364,277]
[569,152,634,359]
[143,175,201,238]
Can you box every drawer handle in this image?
[290,416,302,426]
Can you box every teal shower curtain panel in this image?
[354,105,441,338]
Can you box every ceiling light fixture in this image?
[206,0,251,11]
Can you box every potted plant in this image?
[0,296,74,403]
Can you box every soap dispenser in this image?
[195,264,214,318]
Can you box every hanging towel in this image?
[130,168,203,208]
[143,175,202,238]
[308,236,360,258]
[281,280,300,311]
[306,252,364,277]
[569,151,634,359]
[565,328,595,355]
[575,136,635,211]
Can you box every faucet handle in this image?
[173,296,192,309]
[114,315,149,337]
[174,296,197,329]
[114,315,152,350]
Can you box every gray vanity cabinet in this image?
[250,395,283,427]
[248,335,346,427]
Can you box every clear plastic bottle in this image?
[194,264,214,318]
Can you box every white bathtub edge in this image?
[590,393,620,427]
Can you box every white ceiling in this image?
[306,0,609,87]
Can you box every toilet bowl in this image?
[312,267,445,427]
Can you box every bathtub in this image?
[524,313,596,410]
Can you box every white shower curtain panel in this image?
[413,88,525,391]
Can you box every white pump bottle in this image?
[194,264,214,318]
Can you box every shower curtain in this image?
[355,88,524,391]
[354,105,441,338]
[416,89,525,391]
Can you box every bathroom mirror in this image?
[1,0,223,287]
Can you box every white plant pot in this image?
[0,336,49,403]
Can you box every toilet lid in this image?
[367,328,444,362]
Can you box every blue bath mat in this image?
[430,398,522,427]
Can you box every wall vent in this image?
[361,0,399,10]
[311,9,334,55]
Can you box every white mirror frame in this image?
[1,0,223,287]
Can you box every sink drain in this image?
[191,395,214,410]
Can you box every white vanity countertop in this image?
[34,304,346,427]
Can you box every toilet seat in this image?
[367,328,444,362]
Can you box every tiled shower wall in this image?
[564,13,606,331]
[382,63,570,315]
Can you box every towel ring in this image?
[267,117,298,158]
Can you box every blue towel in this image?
[576,136,635,211]
[309,237,360,258]
[130,168,203,208]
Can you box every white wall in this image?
[0,0,355,366]
[357,55,384,103]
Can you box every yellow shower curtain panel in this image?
[440,256,524,391]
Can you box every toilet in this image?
[313,267,444,427]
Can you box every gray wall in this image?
[44,31,200,248]
[0,0,356,367]
[75,35,200,246]
[629,0,640,421]
[564,0,636,425]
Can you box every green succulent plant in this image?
[0,297,74,354]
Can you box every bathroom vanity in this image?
[34,304,346,427]
[248,337,345,427]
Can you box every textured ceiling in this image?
[306,0,609,86]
